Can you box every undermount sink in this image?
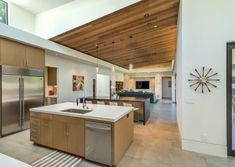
[61,108,92,114]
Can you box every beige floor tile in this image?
[0,102,234,167]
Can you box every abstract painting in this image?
[72,75,84,91]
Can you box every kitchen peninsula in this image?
[30,102,133,166]
[85,96,150,125]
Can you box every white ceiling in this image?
[7,0,75,14]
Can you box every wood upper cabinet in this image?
[0,38,26,67]
[0,38,45,69]
[25,46,45,69]
[47,67,57,86]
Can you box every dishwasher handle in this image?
[86,124,111,131]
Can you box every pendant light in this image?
[129,64,133,71]
[96,44,99,73]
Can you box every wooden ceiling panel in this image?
[51,0,179,69]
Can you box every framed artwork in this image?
[72,75,84,91]
[0,0,8,24]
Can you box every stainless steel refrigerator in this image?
[0,66,44,136]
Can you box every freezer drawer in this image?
[85,121,112,166]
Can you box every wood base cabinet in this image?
[30,111,133,166]
[31,113,85,157]
[52,115,85,157]
[112,111,134,166]
[30,112,52,147]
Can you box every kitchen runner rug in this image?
[31,151,81,167]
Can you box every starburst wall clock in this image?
[188,67,220,93]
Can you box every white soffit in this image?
[6,0,74,14]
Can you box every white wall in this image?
[175,0,183,137]
[7,1,35,34]
[46,54,123,102]
[35,0,140,39]
[171,75,176,102]
[177,0,235,157]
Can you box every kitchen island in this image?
[30,102,134,166]
[85,96,150,125]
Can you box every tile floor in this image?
[0,101,235,167]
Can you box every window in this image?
[0,0,8,24]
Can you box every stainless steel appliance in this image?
[0,66,44,136]
[85,121,112,166]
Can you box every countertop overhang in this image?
[30,102,133,122]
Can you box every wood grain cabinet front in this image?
[30,112,53,147]
[0,38,26,67]
[52,115,85,157]
[25,46,45,69]
[0,38,45,69]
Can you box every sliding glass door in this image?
[227,42,235,156]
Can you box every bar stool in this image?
[86,100,93,104]
[97,101,105,105]
[109,102,118,106]
[123,103,139,122]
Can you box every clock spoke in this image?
[190,73,200,79]
[207,73,218,79]
[207,81,217,88]
[190,81,199,87]
[202,66,205,77]
[205,83,211,92]
[195,69,202,77]
[205,68,212,77]
[195,83,201,91]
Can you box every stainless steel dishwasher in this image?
[85,121,112,166]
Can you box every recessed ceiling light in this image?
[154,25,158,28]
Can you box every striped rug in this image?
[31,151,81,167]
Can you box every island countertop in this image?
[30,102,133,122]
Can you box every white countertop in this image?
[30,102,133,122]
[0,153,31,167]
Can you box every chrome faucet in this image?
[83,97,86,109]
[76,98,79,106]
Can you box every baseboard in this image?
[182,139,227,158]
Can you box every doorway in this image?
[162,77,172,99]
[227,42,235,156]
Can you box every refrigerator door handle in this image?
[19,78,22,127]
[22,78,25,126]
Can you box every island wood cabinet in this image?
[0,38,45,69]
[52,115,85,157]
[30,111,133,166]
[30,112,84,157]
[30,112,52,147]
[113,111,133,165]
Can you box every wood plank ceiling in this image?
[51,0,179,70]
